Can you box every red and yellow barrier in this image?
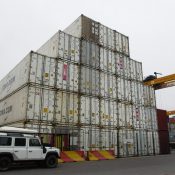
[58,150,115,163]
[59,151,85,163]
[87,150,115,161]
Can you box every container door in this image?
[55,135,70,151]
[27,138,43,160]
[14,138,28,160]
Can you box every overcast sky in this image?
[0,0,174,110]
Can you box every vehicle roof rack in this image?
[0,126,38,134]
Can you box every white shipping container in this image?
[100,129,115,150]
[80,127,90,150]
[147,131,154,155]
[116,54,130,78]
[27,87,55,122]
[153,131,160,154]
[81,127,116,151]
[99,24,115,50]
[80,96,90,125]
[57,60,79,92]
[37,31,80,62]
[124,79,132,102]
[119,129,127,157]
[118,103,125,127]
[80,67,100,96]
[137,83,144,105]
[131,81,138,104]
[69,128,80,150]
[144,107,150,130]
[100,72,117,98]
[130,60,143,81]
[109,101,118,127]
[81,127,113,151]
[55,91,78,125]
[150,107,158,130]
[126,130,134,156]
[130,59,137,80]
[139,106,146,129]
[90,128,100,149]
[115,32,123,53]
[140,130,148,155]
[0,85,55,125]
[123,56,131,78]
[136,61,143,81]
[64,15,129,55]
[143,85,150,106]
[116,53,124,77]
[25,124,52,134]
[117,78,131,102]
[132,105,141,129]
[117,77,125,101]
[64,15,99,43]
[118,103,133,128]
[7,122,53,134]
[80,96,99,125]
[81,40,100,68]
[121,34,129,56]
[0,51,56,100]
[100,48,115,73]
[112,129,118,155]
[125,105,133,128]
[149,87,156,107]
[131,81,144,105]
[100,99,117,127]
[133,130,142,155]
[143,86,156,107]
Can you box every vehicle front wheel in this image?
[0,156,12,171]
[45,155,58,168]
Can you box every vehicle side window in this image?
[15,138,26,146]
[0,137,12,146]
[29,139,41,147]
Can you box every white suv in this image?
[0,127,60,171]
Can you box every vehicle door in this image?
[27,138,43,160]
[0,136,13,154]
[13,137,27,160]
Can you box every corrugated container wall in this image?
[64,15,130,56]
[0,51,56,100]
[37,31,80,62]
[57,60,79,92]
[0,85,55,125]
[55,91,79,125]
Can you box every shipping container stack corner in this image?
[0,14,160,157]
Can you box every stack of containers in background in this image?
[0,14,160,157]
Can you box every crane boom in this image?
[144,74,175,90]
[167,110,175,116]
[144,73,175,116]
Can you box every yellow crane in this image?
[143,73,175,115]
[144,73,175,90]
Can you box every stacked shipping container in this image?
[0,14,159,157]
[157,109,170,154]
